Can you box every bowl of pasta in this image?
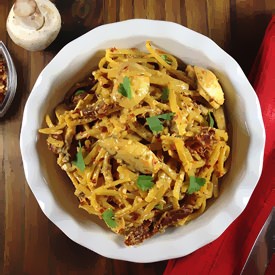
[20,19,265,262]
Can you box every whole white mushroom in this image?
[6,0,61,51]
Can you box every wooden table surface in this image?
[0,1,274,274]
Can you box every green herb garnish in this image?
[74,89,86,96]
[118,76,132,98]
[161,87,169,102]
[137,175,154,191]
[187,176,206,194]
[161,54,172,65]
[146,112,174,134]
[72,141,85,172]
[154,204,163,210]
[102,209,117,228]
[208,112,215,128]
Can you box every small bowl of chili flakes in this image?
[0,41,17,118]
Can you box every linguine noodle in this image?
[39,41,230,245]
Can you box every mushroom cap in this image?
[13,0,37,17]
[194,66,224,109]
[6,0,61,51]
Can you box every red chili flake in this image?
[84,143,91,150]
[101,126,108,133]
[216,172,222,178]
[0,56,7,104]
[170,144,176,150]
[102,83,110,88]
[131,212,139,221]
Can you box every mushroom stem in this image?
[13,0,45,30]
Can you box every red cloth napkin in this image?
[164,16,275,275]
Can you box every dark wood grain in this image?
[0,0,275,274]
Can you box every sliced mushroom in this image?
[111,62,150,109]
[185,65,196,83]
[168,78,189,95]
[194,66,224,109]
[213,106,226,130]
[6,0,61,51]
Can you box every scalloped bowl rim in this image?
[20,19,265,263]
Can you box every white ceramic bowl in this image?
[20,19,265,263]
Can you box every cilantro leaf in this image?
[102,208,117,228]
[72,141,85,172]
[160,54,172,65]
[118,76,132,98]
[74,89,86,96]
[154,204,163,210]
[146,112,174,134]
[157,113,174,120]
[137,175,154,191]
[146,116,163,133]
[187,176,206,194]
[208,112,215,127]
[161,87,169,102]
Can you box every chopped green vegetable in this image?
[154,204,163,210]
[118,76,132,98]
[137,175,154,191]
[160,54,172,65]
[102,208,117,228]
[161,87,169,102]
[74,89,86,96]
[146,112,174,134]
[72,141,85,172]
[208,112,215,127]
[187,176,206,194]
